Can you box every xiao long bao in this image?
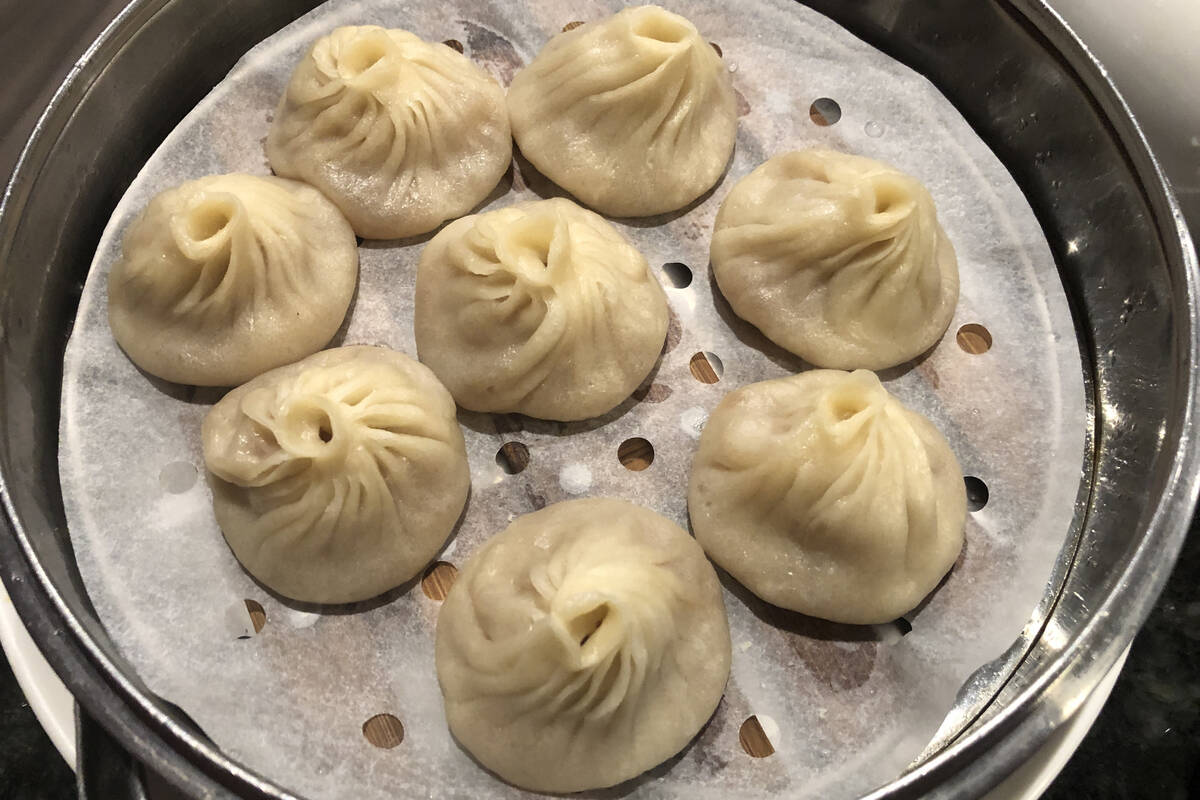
[107,173,358,387]
[711,149,960,370]
[267,25,512,239]
[689,369,967,624]
[414,198,669,421]
[202,346,470,605]
[435,498,731,793]
[508,6,737,217]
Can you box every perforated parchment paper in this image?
[58,0,1088,797]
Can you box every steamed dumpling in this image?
[414,198,669,420]
[436,498,731,793]
[508,6,737,217]
[689,369,966,624]
[108,174,358,386]
[711,150,960,369]
[266,25,512,239]
[202,346,470,604]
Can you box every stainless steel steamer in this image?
[1,0,1196,797]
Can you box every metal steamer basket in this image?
[0,0,1196,797]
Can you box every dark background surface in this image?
[0,1,1197,798]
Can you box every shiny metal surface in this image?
[0,2,129,187]
[0,0,1195,798]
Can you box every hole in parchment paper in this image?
[809,97,842,126]
[957,323,993,354]
[964,476,989,511]
[231,599,265,640]
[421,561,458,601]
[496,441,530,474]
[442,39,464,53]
[689,351,723,384]
[244,599,267,634]
[894,617,913,636]
[618,437,654,471]
[710,42,723,57]
[159,461,197,494]
[739,715,776,758]
[661,261,693,288]
[563,21,585,32]
[362,713,404,749]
